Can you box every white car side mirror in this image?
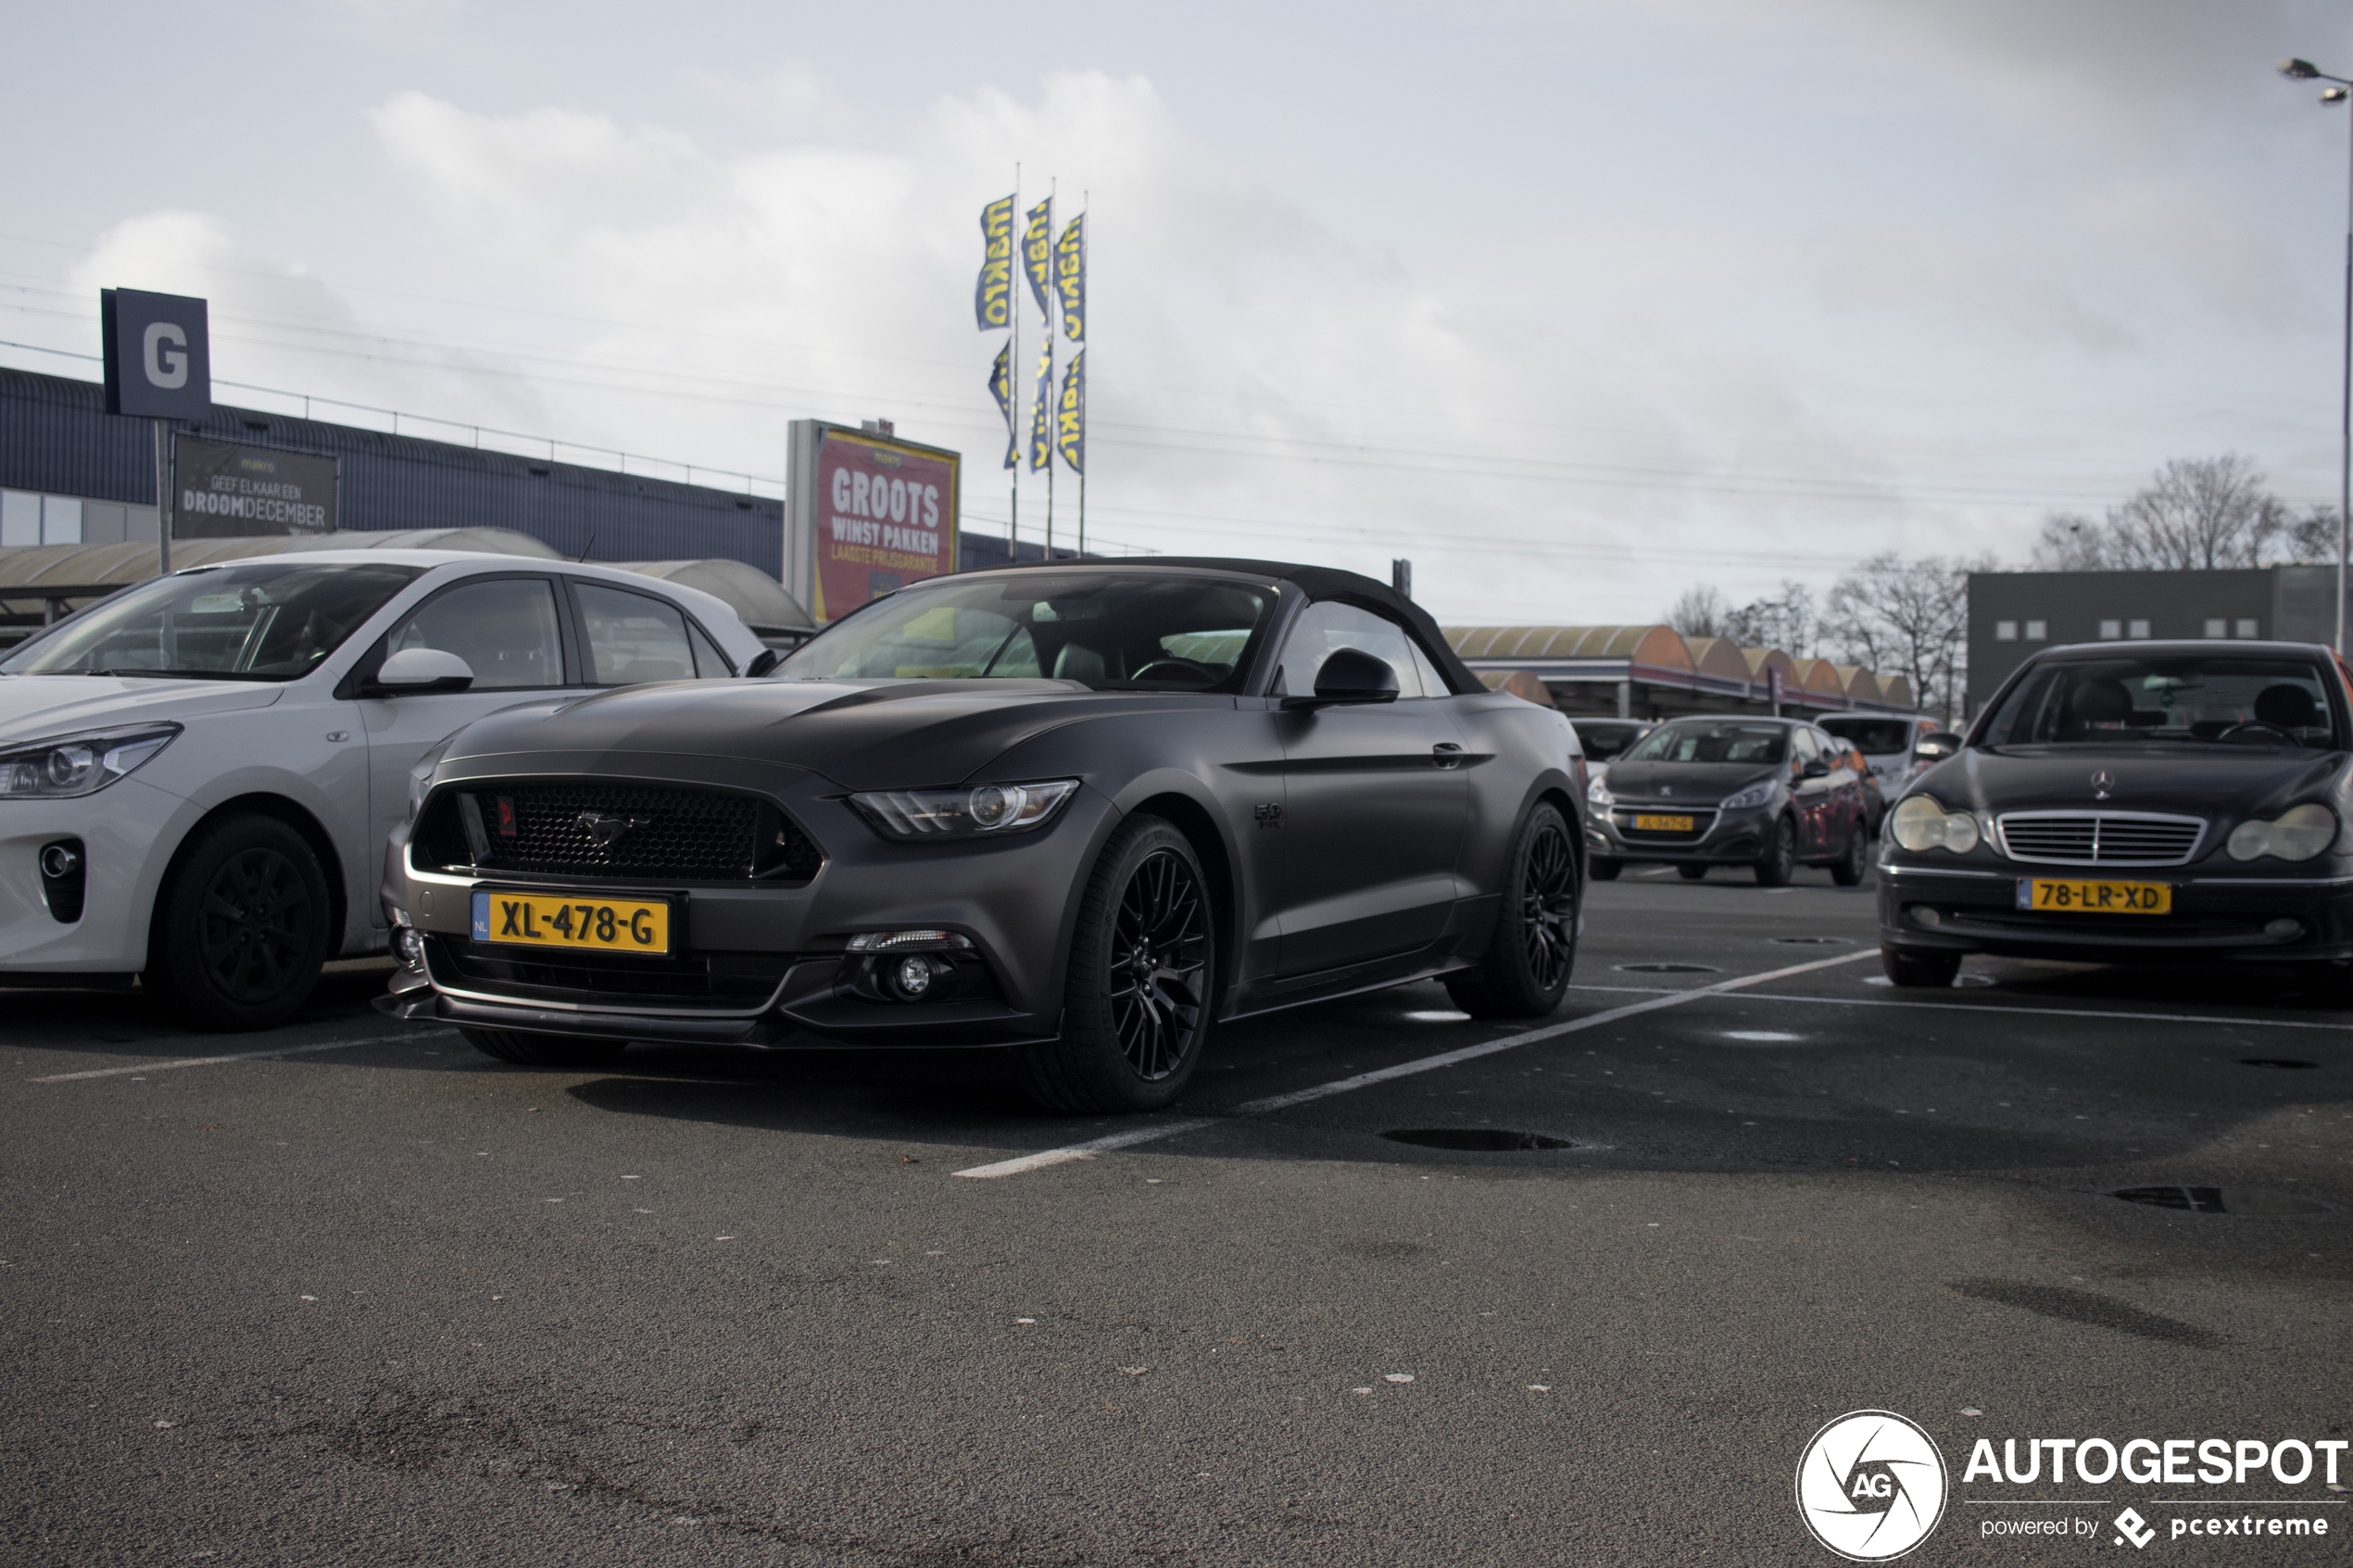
[373,646,475,696]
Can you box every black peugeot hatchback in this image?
[1878,640,2353,994]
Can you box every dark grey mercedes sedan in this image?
[377,559,1588,1111]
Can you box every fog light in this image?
[1912,907,1944,928]
[891,955,934,999]
[38,836,85,923]
[2263,917,2304,941]
[40,843,79,880]
[393,926,426,973]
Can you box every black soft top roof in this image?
[984,555,1482,695]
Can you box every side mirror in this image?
[745,648,781,678]
[1801,757,1831,780]
[371,646,475,696]
[1914,732,1960,760]
[1284,646,1401,709]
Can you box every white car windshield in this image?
[774,572,1277,693]
[0,562,425,681]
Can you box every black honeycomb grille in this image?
[422,782,822,883]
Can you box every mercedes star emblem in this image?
[576,810,651,848]
[2090,770,2114,800]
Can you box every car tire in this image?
[146,812,332,1033]
[1880,945,1961,987]
[1445,802,1579,1020]
[1590,857,1622,882]
[1754,815,1796,886]
[1020,815,1216,1114]
[1677,863,1708,882]
[1830,817,1869,886]
[459,1027,629,1068]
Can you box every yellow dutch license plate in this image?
[1631,813,1696,833]
[471,889,673,954]
[2014,879,2171,915]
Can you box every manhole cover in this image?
[1770,936,1852,945]
[1381,1128,1574,1151]
[2111,1185,2326,1216]
[2238,1058,2319,1070]
[1617,962,1719,973]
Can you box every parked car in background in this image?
[1568,718,1654,786]
[1586,715,1872,884]
[377,558,1591,1113]
[1819,713,1960,811]
[1878,640,2353,993]
[0,551,766,1030]
[1826,734,1888,836]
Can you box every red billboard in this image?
[799,427,960,623]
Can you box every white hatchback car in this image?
[0,549,767,1029]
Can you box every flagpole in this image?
[1077,189,1088,558]
[1009,163,1021,566]
[1044,177,1056,562]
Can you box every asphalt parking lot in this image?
[5,863,2347,1566]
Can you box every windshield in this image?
[1621,720,1789,765]
[1978,655,2341,749]
[774,571,1277,692]
[0,561,424,681]
[1819,718,1912,754]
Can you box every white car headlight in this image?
[1890,793,1980,854]
[1586,776,1612,807]
[849,780,1080,840]
[2226,802,2336,863]
[1719,780,1777,811]
[0,724,180,799]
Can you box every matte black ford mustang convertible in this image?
[377,559,1588,1110]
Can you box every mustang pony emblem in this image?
[576,810,652,848]
[2089,770,2114,800]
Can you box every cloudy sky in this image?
[6,0,2350,624]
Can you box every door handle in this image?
[1432,743,1465,769]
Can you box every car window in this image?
[1980,655,2339,749]
[0,561,423,680]
[1819,717,1912,754]
[1277,601,1437,699]
[686,620,734,678]
[1623,721,1789,765]
[578,583,697,685]
[1576,723,1648,761]
[385,577,563,690]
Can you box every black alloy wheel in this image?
[1447,803,1579,1019]
[1677,863,1709,881]
[1754,815,1796,886]
[1830,814,1869,886]
[1023,816,1216,1113]
[148,813,331,1032]
[460,1027,629,1068]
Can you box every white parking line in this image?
[31,1029,454,1083]
[950,949,1875,1177]
[1733,991,2353,1033]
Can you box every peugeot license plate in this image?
[2014,878,2171,915]
[1631,813,1696,833]
[472,889,673,953]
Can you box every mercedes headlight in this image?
[0,724,180,799]
[1586,776,1613,807]
[1719,780,1777,811]
[849,780,1080,840]
[1889,794,1980,854]
[2226,803,2336,863]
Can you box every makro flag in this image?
[1027,339,1054,472]
[975,195,1014,331]
[1022,197,1054,319]
[1056,349,1085,474]
[1054,212,1085,342]
[988,343,1016,470]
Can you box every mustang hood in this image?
[1603,759,1781,804]
[0,676,283,746]
[443,677,1181,790]
[1919,745,2349,823]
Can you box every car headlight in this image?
[2226,802,2336,863]
[0,724,180,799]
[1889,793,1980,854]
[1719,780,1777,811]
[1586,776,1612,807]
[849,779,1080,840]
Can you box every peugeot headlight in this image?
[1586,776,1613,807]
[0,724,179,799]
[1719,780,1777,811]
[2226,802,2336,863]
[1889,794,1980,854]
[849,779,1080,840]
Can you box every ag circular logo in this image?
[1795,1410,1949,1561]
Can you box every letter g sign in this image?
[102,287,210,419]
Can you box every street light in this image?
[2280,57,2353,650]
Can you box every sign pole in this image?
[154,420,171,575]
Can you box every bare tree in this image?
[2282,504,2344,565]
[1723,580,1818,658]
[1823,553,1990,726]
[2030,456,2291,571]
[1664,583,1729,639]
[2030,511,2109,570]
